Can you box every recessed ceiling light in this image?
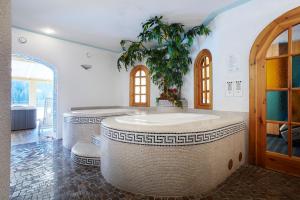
[41,28,56,35]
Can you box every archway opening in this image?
[11,55,57,145]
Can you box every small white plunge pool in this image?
[115,113,220,126]
[100,112,246,197]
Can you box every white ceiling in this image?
[12,0,246,52]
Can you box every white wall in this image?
[116,0,300,112]
[0,0,11,198]
[12,28,121,138]
[182,0,300,112]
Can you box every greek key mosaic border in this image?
[64,116,105,124]
[101,122,245,146]
[71,152,100,166]
[64,114,128,124]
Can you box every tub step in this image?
[91,135,101,146]
[71,142,101,166]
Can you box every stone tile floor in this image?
[10,139,300,200]
[11,128,54,146]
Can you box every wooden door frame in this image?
[249,6,300,175]
[129,65,150,107]
[194,49,213,110]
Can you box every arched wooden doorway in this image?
[249,7,300,176]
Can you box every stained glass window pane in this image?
[267,91,288,121]
[266,30,288,57]
[292,125,300,157]
[266,122,288,155]
[266,57,288,89]
[292,55,300,88]
[292,24,300,55]
[292,91,300,122]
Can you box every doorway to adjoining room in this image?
[11,55,56,145]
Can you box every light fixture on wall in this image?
[18,36,27,44]
[86,52,92,58]
[81,64,92,70]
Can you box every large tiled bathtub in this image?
[100,113,246,197]
[62,108,136,149]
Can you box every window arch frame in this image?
[129,65,150,107]
[194,49,213,110]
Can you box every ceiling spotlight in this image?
[81,64,92,70]
[41,28,56,35]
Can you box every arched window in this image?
[194,49,212,109]
[130,65,150,107]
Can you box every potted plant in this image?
[117,16,210,107]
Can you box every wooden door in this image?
[249,7,300,176]
[262,27,300,175]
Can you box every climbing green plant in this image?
[117,16,210,107]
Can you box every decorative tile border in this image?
[101,122,245,146]
[64,114,128,124]
[64,116,104,124]
[71,152,100,166]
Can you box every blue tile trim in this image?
[203,0,252,25]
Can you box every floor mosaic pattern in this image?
[10,139,300,200]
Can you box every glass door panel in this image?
[266,30,289,58]
[259,16,300,175]
[292,55,300,88]
[292,90,300,122]
[292,125,300,157]
[266,122,288,155]
[266,91,288,121]
[292,24,300,55]
[291,25,300,158]
[266,58,288,89]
